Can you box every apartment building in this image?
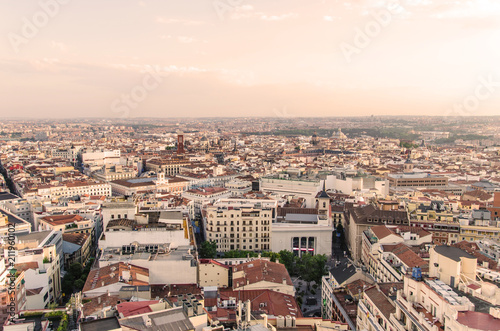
[203,199,277,253]
[98,211,196,284]
[387,173,448,188]
[110,174,189,196]
[345,204,409,263]
[0,259,27,326]
[63,232,92,269]
[0,209,31,238]
[12,242,62,306]
[231,259,295,296]
[390,275,482,331]
[92,164,136,182]
[459,209,500,242]
[260,174,322,208]
[182,187,232,218]
[101,201,137,231]
[81,150,121,166]
[197,259,230,288]
[22,180,112,199]
[0,192,32,222]
[145,159,190,176]
[38,214,95,248]
[429,245,477,288]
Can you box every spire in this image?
[319,180,329,198]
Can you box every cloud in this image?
[260,13,298,21]
[156,17,204,25]
[227,4,297,21]
[51,41,67,52]
[177,36,196,44]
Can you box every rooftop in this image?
[118,306,195,331]
[457,311,500,331]
[434,245,475,262]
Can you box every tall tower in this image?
[403,151,414,173]
[177,132,185,154]
[317,180,331,224]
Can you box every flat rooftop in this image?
[0,192,20,201]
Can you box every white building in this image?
[82,150,121,166]
[261,175,322,208]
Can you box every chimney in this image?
[237,300,242,324]
[142,315,152,327]
[246,300,251,324]
[261,314,268,327]
[97,297,101,304]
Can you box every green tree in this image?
[223,250,258,258]
[74,279,85,290]
[310,254,328,284]
[262,251,280,262]
[278,250,297,276]
[69,262,82,278]
[199,240,217,258]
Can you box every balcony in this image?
[380,258,403,281]
[358,300,385,331]
[396,291,442,331]
[389,313,407,331]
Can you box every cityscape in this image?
[2,0,500,330]
[0,116,499,331]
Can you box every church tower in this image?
[317,180,331,224]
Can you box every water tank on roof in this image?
[412,267,422,281]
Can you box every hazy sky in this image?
[1,0,500,118]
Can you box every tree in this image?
[223,250,258,258]
[278,250,297,276]
[262,251,280,262]
[310,254,328,284]
[199,240,217,258]
[74,279,85,290]
[69,262,82,278]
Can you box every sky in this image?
[0,0,500,119]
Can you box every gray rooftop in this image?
[119,307,194,331]
[80,317,121,331]
[17,230,53,244]
[284,213,318,223]
[159,211,183,221]
[435,245,475,262]
[0,192,20,201]
[102,202,136,209]
[62,240,80,254]
[330,258,358,285]
[1,208,31,226]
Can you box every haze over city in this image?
[1,0,500,118]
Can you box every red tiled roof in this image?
[83,262,149,293]
[457,311,500,331]
[232,259,292,289]
[207,289,301,319]
[40,214,85,225]
[370,225,397,240]
[116,300,159,317]
[15,262,39,272]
